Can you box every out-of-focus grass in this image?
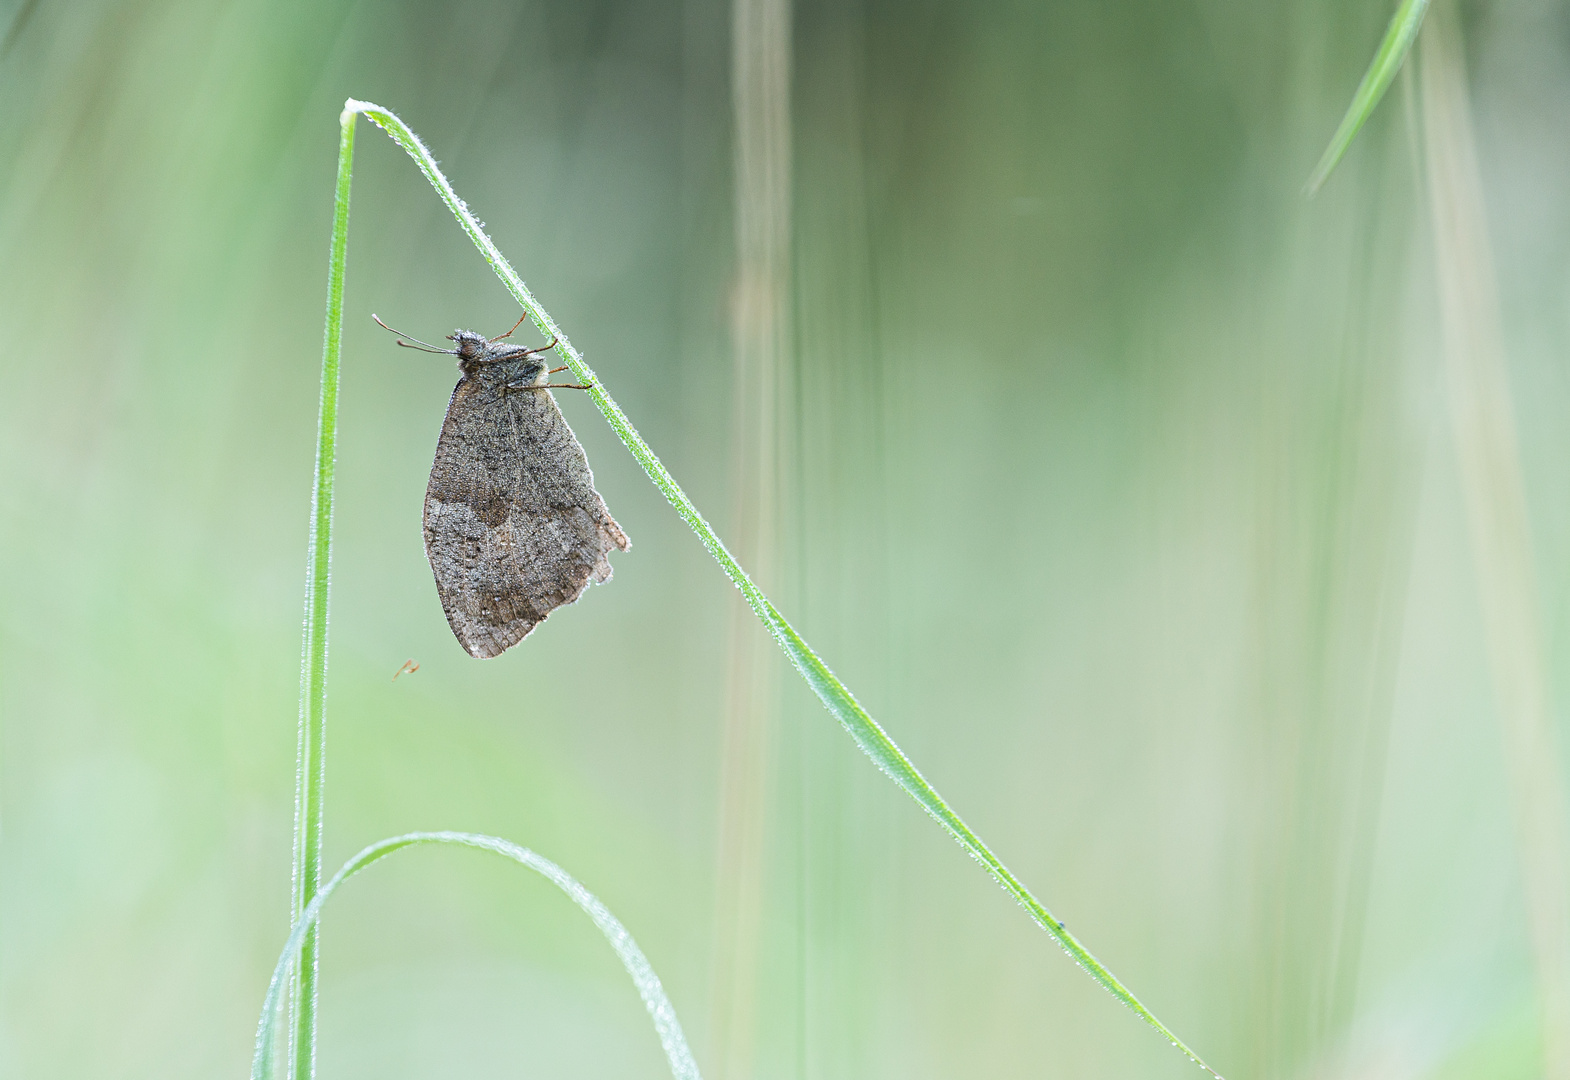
[1305,0,1430,194]
[2,2,1568,1078]
[1419,4,1570,1071]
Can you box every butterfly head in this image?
[449,330,492,362]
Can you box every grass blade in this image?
[1305,0,1430,195]
[288,101,356,1080]
[346,99,1222,1076]
[253,832,702,1080]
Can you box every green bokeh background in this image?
[4,1,1570,1077]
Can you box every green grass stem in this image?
[253,832,702,1080]
[288,106,355,1080]
[344,99,1222,1076]
[1305,0,1430,194]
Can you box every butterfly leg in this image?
[472,337,558,369]
[497,382,593,397]
[506,381,593,393]
[521,339,580,382]
[490,313,530,341]
[491,376,589,405]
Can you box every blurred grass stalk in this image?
[1305,0,1430,195]
[1418,4,1570,1073]
[711,0,791,1075]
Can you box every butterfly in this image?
[376,314,630,657]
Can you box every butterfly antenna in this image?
[372,313,455,354]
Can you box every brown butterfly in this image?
[376,314,630,658]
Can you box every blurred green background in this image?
[4,0,1570,1077]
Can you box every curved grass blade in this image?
[341,100,1222,1076]
[1305,0,1430,195]
[253,831,701,1080]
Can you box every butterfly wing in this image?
[423,374,630,658]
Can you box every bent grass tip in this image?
[254,832,702,1080]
